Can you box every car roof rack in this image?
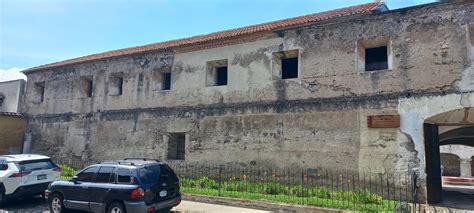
[123,158,160,162]
[98,160,136,166]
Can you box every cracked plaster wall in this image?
[22,1,474,180]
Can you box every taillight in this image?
[9,171,32,178]
[176,197,182,205]
[53,167,61,172]
[130,188,145,200]
[146,207,155,213]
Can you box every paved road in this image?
[0,197,270,213]
[172,201,272,213]
[0,196,49,212]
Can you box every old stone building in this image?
[0,80,27,154]
[0,79,26,113]
[21,1,474,203]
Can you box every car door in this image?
[87,166,116,211]
[63,166,98,211]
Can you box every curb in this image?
[182,193,359,213]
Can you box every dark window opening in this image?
[167,133,186,160]
[0,95,4,107]
[281,57,298,79]
[216,67,228,86]
[86,79,94,97]
[40,87,45,102]
[365,46,388,71]
[162,73,171,90]
[35,82,45,103]
[117,77,123,95]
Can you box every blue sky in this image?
[0,0,435,80]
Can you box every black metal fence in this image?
[53,158,419,212]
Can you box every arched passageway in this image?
[440,153,461,177]
[424,108,474,205]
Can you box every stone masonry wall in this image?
[23,1,474,176]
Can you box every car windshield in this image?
[138,164,161,184]
[18,159,55,171]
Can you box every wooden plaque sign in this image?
[367,114,400,128]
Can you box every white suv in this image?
[0,154,60,206]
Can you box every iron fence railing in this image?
[53,158,419,212]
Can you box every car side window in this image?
[95,166,115,183]
[0,159,8,171]
[77,166,99,182]
[116,168,132,184]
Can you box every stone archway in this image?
[440,144,474,177]
[397,93,474,205]
[423,108,474,204]
[440,153,461,177]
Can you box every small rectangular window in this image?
[109,74,124,96]
[80,76,94,97]
[281,57,298,79]
[167,133,186,160]
[469,23,474,62]
[216,67,228,86]
[272,49,299,80]
[206,59,228,87]
[162,73,171,90]
[357,37,392,72]
[86,79,94,97]
[365,46,388,71]
[117,77,123,95]
[34,82,45,103]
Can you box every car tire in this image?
[49,193,66,213]
[0,192,6,207]
[107,202,127,213]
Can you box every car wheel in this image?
[0,192,6,207]
[49,193,66,213]
[108,202,126,213]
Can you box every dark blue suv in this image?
[45,159,181,213]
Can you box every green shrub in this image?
[60,164,79,180]
[196,176,219,189]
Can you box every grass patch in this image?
[180,177,401,212]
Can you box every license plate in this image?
[37,174,47,180]
[159,190,167,197]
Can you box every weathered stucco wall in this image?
[0,115,26,154]
[23,0,474,181]
[0,79,25,113]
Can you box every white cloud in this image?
[0,67,27,82]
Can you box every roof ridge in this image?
[23,2,384,74]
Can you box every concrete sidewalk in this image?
[172,200,272,213]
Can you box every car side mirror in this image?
[71,176,79,184]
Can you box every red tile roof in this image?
[23,2,385,74]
